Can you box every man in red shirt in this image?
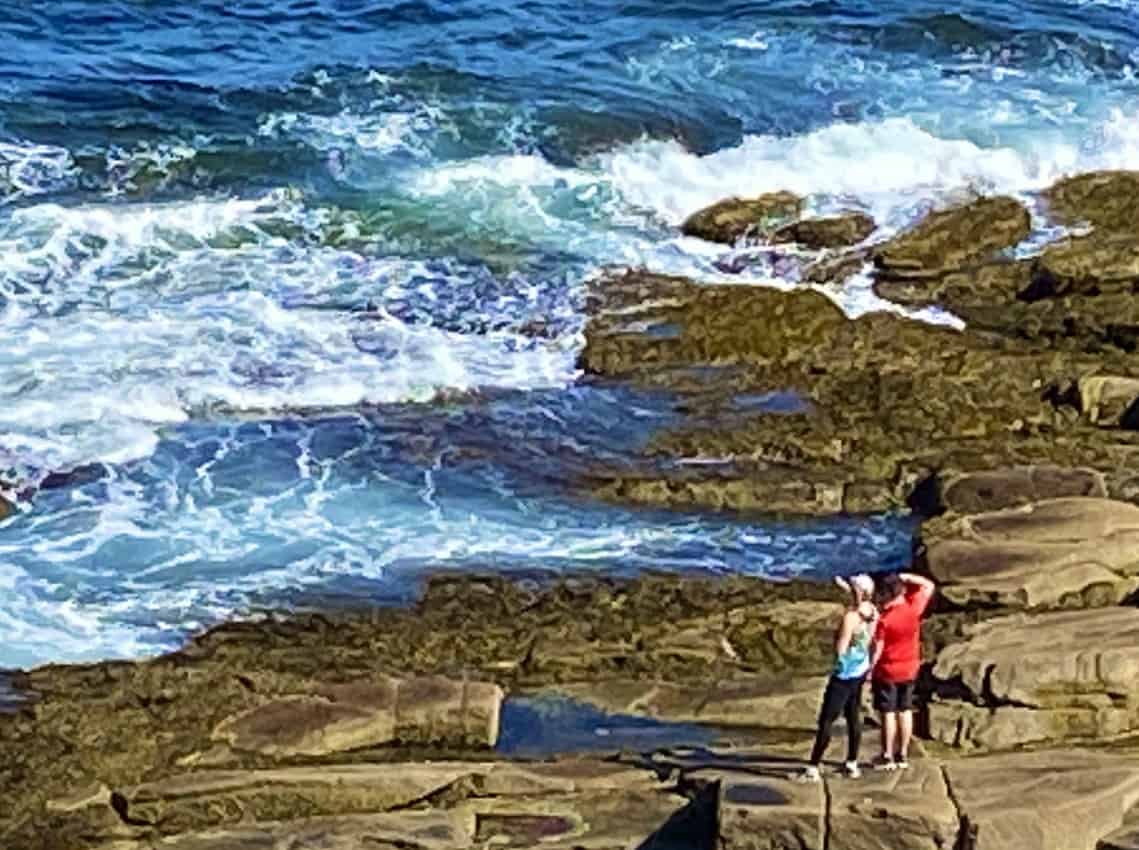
[869,571,936,770]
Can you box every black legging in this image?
[809,674,864,765]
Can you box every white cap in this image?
[849,574,875,598]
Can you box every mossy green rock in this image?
[1042,169,1139,233]
[875,195,1031,280]
[681,192,803,244]
[1028,231,1139,298]
[772,211,876,249]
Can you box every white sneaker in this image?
[843,760,862,779]
[872,755,897,771]
[796,765,822,783]
[895,757,910,771]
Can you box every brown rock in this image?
[932,607,1139,748]
[212,696,389,758]
[1029,232,1139,299]
[1042,170,1139,233]
[681,192,803,244]
[800,248,870,284]
[716,755,957,850]
[1100,822,1139,850]
[772,211,876,250]
[875,196,1031,280]
[946,749,1139,850]
[551,673,829,731]
[927,465,1107,516]
[717,771,824,850]
[211,675,503,756]
[926,498,1139,609]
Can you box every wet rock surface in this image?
[681,192,803,244]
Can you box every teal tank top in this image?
[834,612,874,680]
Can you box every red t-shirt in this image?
[873,584,934,683]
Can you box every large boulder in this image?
[772,211,876,250]
[931,606,1139,749]
[918,465,1107,516]
[946,749,1139,850]
[682,192,803,244]
[1027,232,1139,299]
[1042,170,1139,233]
[875,196,1031,280]
[925,498,1139,609]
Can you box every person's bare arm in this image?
[900,572,935,612]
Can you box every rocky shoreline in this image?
[3,557,1139,850]
[6,169,1139,850]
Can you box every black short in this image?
[872,679,916,712]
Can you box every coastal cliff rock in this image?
[1042,170,1139,233]
[681,192,803,243]
[873,195,1031,280]
[930,606,1139,750]
[923,497,1139,609]
[579,266,1137,517]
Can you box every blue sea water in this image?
[1,0,1137,668]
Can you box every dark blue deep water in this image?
[1,1,1136,667]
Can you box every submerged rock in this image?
[874,195,1031,280]
[681,191,803,244]
[772,210,876,250]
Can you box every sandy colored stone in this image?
[1080,375,1139,428]
[934,605,1139,715]
[717,770,825,850]
[210,675,502,756]
[928,699,1132,751]
[828,758,958,850]
[84,810,474,850]
[681,192,803,244]
[926,498,1139,609]
[552,673,828,730]
[927,466,1107,516]
[946,749,1139,850]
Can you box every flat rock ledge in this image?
[37,746,1139,850]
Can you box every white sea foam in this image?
[0,141,77,201]
[260,103,453,159]
[598,110,1139,232]
[0,190,579,478]
[725,31,770,50]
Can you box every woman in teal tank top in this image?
[799,574,877,782]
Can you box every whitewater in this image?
[1,0,1138,667]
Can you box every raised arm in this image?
[899,572,935,612]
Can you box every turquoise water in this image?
[2,0,1137,667]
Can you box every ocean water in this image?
[2,0,1137,668]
